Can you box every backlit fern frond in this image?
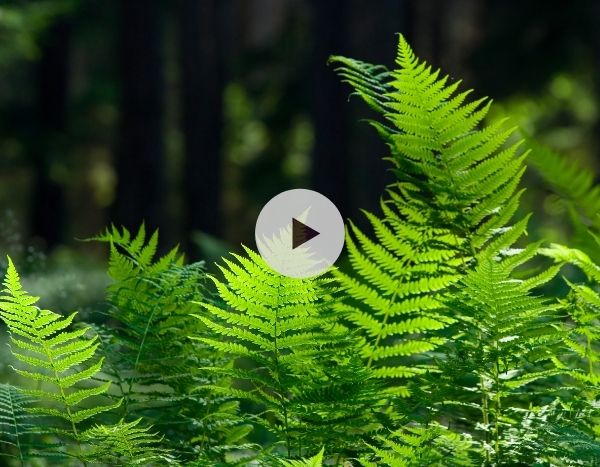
[89,225,243,460]
[194,246,381,459]
[0,258,121,459]
[81,418,176,465]
[330,35,528,389]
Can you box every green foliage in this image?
[2,33,600,465]
[0,259,119,443]
[88,224,243,461]
[0,383,43,463]
[525,137,600,229]
[360,423,473,467]
[80,418,176,465]
[435,248,566,464]
[330,35,529,392]
[194,246,381,458]
[278,447,324,466]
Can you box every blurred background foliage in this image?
[1,0,600,309]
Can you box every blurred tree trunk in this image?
[346,0,407,216]
[178,0,223,244]
[308,0,351,218]
[114,0,165,232]
[30,19,71,249]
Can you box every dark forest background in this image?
[1,0,599,276]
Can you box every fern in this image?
[0,258,120,460]
[0,383,45,464]
[541,242,600,384]
[277,447,324,467]
[359,423,473,467]
[503,400,600,466]
[435,247,567,464]
[88,225,244,460]
[330,35,529,391]
[524,137,600,228]
[194,245,381,460]
[80,418,176,465]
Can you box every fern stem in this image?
[587,334,595,377]
[123,302,159,420]
[493,352,501,464]
[273,276,291,457]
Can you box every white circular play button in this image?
[254,189,345,278]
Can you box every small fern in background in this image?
[88,225,244,461]
[80,418,175,465]
[0,383,43,464]
[360,422,473,467]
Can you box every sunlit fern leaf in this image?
[0,383,49,463]
[330,35,528,390]
[0,258,121,460]
[436,247,566,464]
[81,418,176,465]
[278,447,324,467]
[88,225,242,460]
[194,246,382,459]
[359,422,473,467]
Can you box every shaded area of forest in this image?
[0,0,599,261]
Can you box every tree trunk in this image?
[114,0,165,233]
[30,19,71,249]
[178,0,224,244]
[308,0,351,218]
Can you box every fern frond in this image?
[81,418,176,465]
[435,248,566,464]
[0,258,120,449]
[195,245,382,459]
[0,383,50,463]
[331,34,528,390]
[359,422,473,467]
[89,225,242,460]
[525,137,600,226]
[278,447,324,467]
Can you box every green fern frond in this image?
[0,258,120,448]
[436,248,566,464]
[359,422,473,467]
[89,226,242,460]
[525,137,600,226]
[331,34,528,389]
[0,383,48,463]
[194,246,382,459]
[503,400,600,466]
[278,447,324,467]
[81,418,176,465]
[540,242,600,387]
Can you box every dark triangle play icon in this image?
[292,218,320,249]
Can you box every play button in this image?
[255,189,345,278]
[292,218,319,249]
